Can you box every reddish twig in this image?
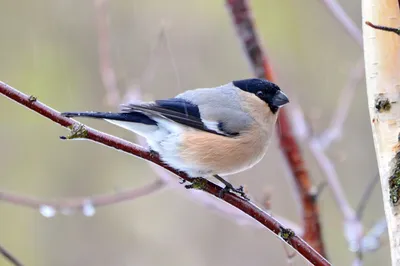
[0,81,330,266]
[226,0,326,257]
[0,243,23,266]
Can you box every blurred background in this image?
[0,0,385,265]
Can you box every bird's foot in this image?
[219,184,250,201]
[184,177,207,190]
[179,178,186,184]
[149,149,160,158]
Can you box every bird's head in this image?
[233,78,289,114]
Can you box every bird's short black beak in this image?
[271,91,289,107]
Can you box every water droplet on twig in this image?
[82,199,96,217]
[39,205,56,218]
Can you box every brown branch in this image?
[0,81,330,266]
[0,243,23,266]
[226,0,327,257]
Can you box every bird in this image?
[61,78,289,199]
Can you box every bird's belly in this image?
[152,130,269,177]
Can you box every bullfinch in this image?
[62,78,289,199]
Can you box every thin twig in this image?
[365,21,400,36]
[359,217,388,253]
[160,24,181,90]
[356,174,380,219]
[320,0,363,45]
[0,81,330,266]
[94,0,120,105]
[0,243,23,266]
[226,0,326,257]
[317,0,365,149]
[139,27,169,88]
[309,139,363,248]
[307,0,369,255]
[282,242,297,266]
[190,189,304,234]
[317,59,365,149]
[0,179,165,214]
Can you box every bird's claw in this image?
[219,184,250,201]
[184,177,206,190]
[149,149,159,158]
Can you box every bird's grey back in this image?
[176,83,254,134]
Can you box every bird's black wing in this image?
[121,98,228,136]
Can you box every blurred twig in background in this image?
[320,0,363,45]
[0,180,165,216]
[317,0,388,262]
[94,0,119,105]
[0,243,23,266]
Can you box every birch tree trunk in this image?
[362,0,400,264]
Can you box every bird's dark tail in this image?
[61,111,157,125]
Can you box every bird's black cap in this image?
[233,78,288,114]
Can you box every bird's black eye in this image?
[256,91,265,98]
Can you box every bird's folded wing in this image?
[121,99,229,136]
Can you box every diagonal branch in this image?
[0,243,23,266]
[226,0,326,257]
[317,58,365,149]
[0,81,330,266]
[319,0,363,46]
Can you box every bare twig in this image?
[282,242,297,266]
[0,180,165,215]
[94,0,120,105]
[320,0,363,45]
[306,0,370,256]
[365,21,400,35]
[359,217,388,253]
[356,174,380,219]
[309,139,363,251]
[0,243,23,266]
[318,59,365,149]
[226,0,326,257]
[159,25,181,90]
[0,81,330,266]
[287,101,364,252]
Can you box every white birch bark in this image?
[362,0,400,264]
